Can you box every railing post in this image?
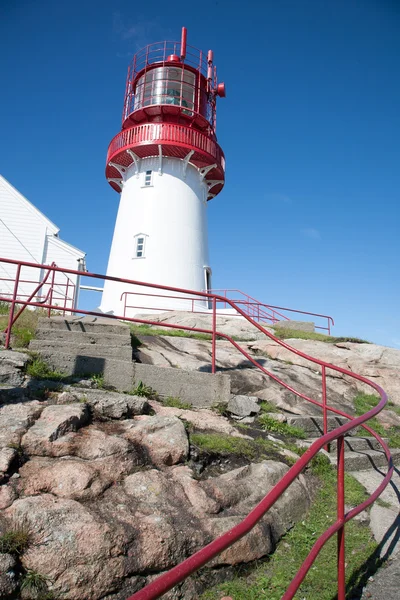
[63,278,69,316]
[212,296,216,374]
[322,365,328,450]
[337,435,346,600]
[5,264,22,349]
[48,268,56,318]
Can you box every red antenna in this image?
[180,26,187,60]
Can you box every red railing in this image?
[107,122,225,167]
[0,261,76,348]
[121,290,222,321]
[210,288,335,334]
[0,257,392,600]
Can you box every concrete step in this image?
[133,363,231,408]
[328,448,400,471]
[37,316,131,335]
[33,350,134,392]
[29,339,132,361]
[306,436,388,453]
[329,436,389,453]
[287,415,352,437]
[34,328,132,347]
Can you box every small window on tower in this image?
[143,170,153,187]
[134,235,146,258]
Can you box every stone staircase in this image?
[286,414,400,471]
[29,316,231,405]
[30,316,135,390]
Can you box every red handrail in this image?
[210,288,335,334]
[3,262,55,333]
[0,256,392,600]
[2,262,76,347]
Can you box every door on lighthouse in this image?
[205,268,212,309]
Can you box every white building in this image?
[0,174,86,310]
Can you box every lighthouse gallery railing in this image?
[0,256,393,600]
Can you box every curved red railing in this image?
[210,288,335,334]
[107,122,225,168]
[0,257,392,600]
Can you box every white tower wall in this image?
[100,157,212,317]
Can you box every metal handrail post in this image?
[63,278,69,316]
[212,296,216,374]
[322,365,329,451]
[47,268,56,317]
[5,264,21,349]
[337,435,346,599]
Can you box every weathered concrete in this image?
[286,415,351,437]
[37,315,131,335]
[361,557,400,600]
[358,468,400,599]
[133,363,230,407]
[29,339,133,361]
[328,436,388,452]
[35,351,135,392]
[34,328,132,346]
[352,468,400,508]
[328,448,400,471]
[30,316,135,391]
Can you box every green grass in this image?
[162,396,192,410]
[272,326,369,344]
[0,304,62,348]
[90,373,105,389]
[353,393,400,448]
[0,309,37,348]
[130,380,158,399]
[190,432,278,461]
[259,400,280,414]
[0,301,10,315]
[258,414,306,439]
[0,523,32,555]
[201,463,376,600]
[0,302,67,349]
[21,569,52,596]
[26,355,67,381]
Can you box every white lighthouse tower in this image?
[100,27,225,317]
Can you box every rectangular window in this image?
[144,170,152,187]
[135,236,146,258]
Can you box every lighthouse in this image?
[100,27,225,317]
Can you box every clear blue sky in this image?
[1,0,399,347]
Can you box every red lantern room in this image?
[105,27,226,199]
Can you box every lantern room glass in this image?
[134,67,197,115]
